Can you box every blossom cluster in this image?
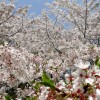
[54,60,100,100]
[0,0,100,100]
[0,44,99,100]
[0,45,43,85]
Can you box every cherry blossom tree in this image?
[0,0,100,100]
[0,0,31,46]
[49,0,100,39]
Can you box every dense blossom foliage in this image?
[0,0,100,100]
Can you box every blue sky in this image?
[5,0,83,15]
[5,0,53,15]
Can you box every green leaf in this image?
[40,71,55,89]
[26,96,37,100]
[34,82,40,92]
[32,96,37,100]
[5,95,12,100]
[0,40,4,46]
[42,71,55,86]
[40,82,55,89]
[26,96,32,100]
[95,56,100,68]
